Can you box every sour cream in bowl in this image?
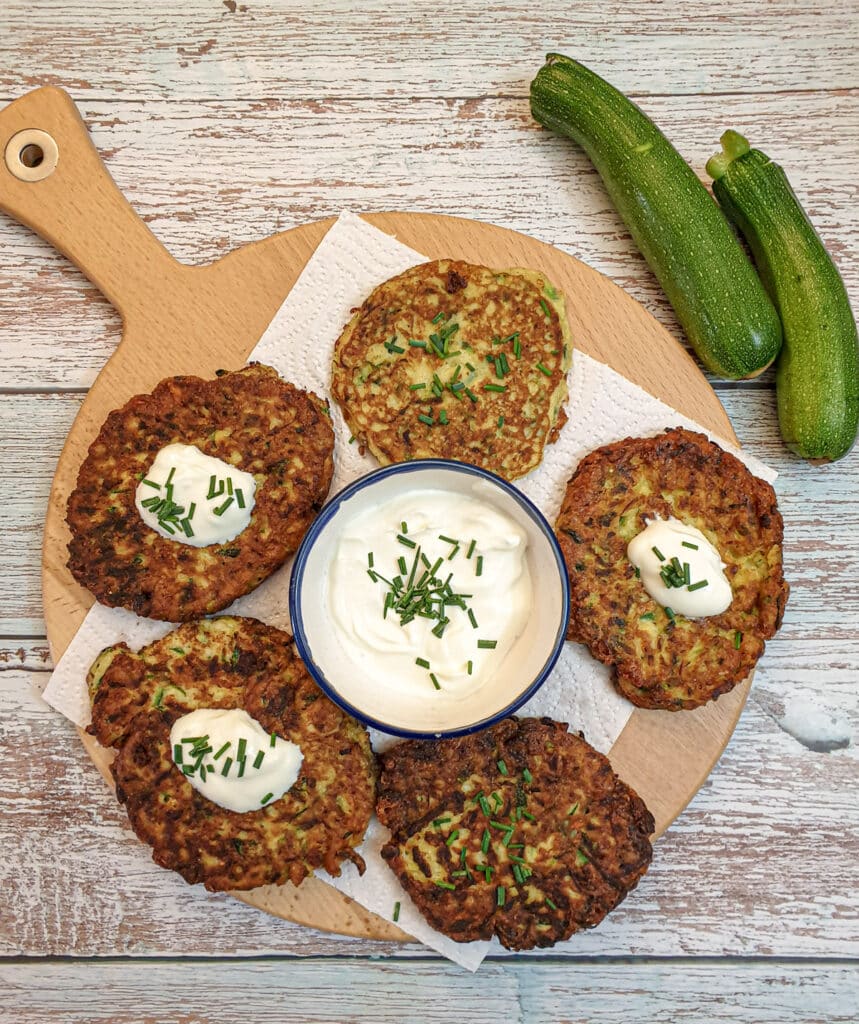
[289,460,569,738]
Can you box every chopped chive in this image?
[226,477,234,496]
[489,820,514,832]
[468,608,478,629]
[397,534,417,548]
[367,551,375,569]
[682,540,699,550]
[464,387,478,404]
[410,383,427,390]
[521,811,536,822]
[253,750,265,770]
[235,488,246,509]
[433,816,451,827]
[173,744,183,764]
[429,673,441,690]
[213,742,230,761]
[451,870,468,878]
[393,901,401,922]
[261,793,274,805]
[141,478,161,490]
[522,768,532,784]
[497,759,509,776]
[539,298,551,318]
[476,556,484,577]
[237,738,247,761]
[536,362,552,377]
[545,897,559,911]
[445,830,460,847]
[432,311,447,324]
[415,657,430,669]
[237,759,246,778]
[417,413,434,426]
[483,383,507,393]
[409,339,427,348]
[501,829,515,848]
[497,415,504,429]
[213,497,234,516]
[575,849,590,866]
[270,731,277,748]
[435,881,456,890]
[496,886,506,907]
[734,631,743,649]
[220,756,233,777]
[665,606,676,621]
[466,539,476,560]
[512,864,524,884]
[481,829,491,854]
[652,546,665,561]
[513,337,521,359]
[467,660,473,675]
[438,534,457,545]
[477,639,497,649]
[439,409,449,426]
[639,612,656,621]
[165,467,176,486]
[687,579,709,591]
[478,795,491,816]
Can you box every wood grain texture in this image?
[1,91,856,389]
[1,0,858,99]
[1,959,857,1024]
[0,0,856,1006]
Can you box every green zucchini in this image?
[529,54,782,380]
[708,131,859,462]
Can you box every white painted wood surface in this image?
[0,1,856,1020]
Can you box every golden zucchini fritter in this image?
[331,259,572,480]
[67,363,334,622]
[88,617,376,892]
[377,717,653,950]
[556,427,789,710]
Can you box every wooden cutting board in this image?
[1,86,749,943]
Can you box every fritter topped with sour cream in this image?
[67,363,334,622]
[377,717,653,950]
[88,616,376,892]
[331,259,572,480]
[555,427,789,710]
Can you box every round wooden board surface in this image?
[42,210,749,945]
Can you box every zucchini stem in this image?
[706,130,751,180]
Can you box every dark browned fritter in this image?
[67,363,335,622]
[377,717,653,950]
[331,259,572,480]
[556,427,789,711]
[87,616,376,892]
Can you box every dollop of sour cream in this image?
[326,489,531,696]
[135,443,256,547]
[627,517,732,618]
[170,708,302,813]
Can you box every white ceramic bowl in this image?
[289,459,569,738]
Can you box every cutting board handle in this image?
[0,86,178,316]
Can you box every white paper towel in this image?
[42,211,776,969]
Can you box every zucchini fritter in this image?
[88,617,376,892]
[556,427,789,710]
[331,259,572,480]
[67,363,334,621]
[377,717,653,950]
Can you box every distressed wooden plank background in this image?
[0,1,857,1021]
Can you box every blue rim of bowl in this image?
[288,458,570,739]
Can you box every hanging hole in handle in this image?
[19,143,44,168]
[4,128,59,182]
